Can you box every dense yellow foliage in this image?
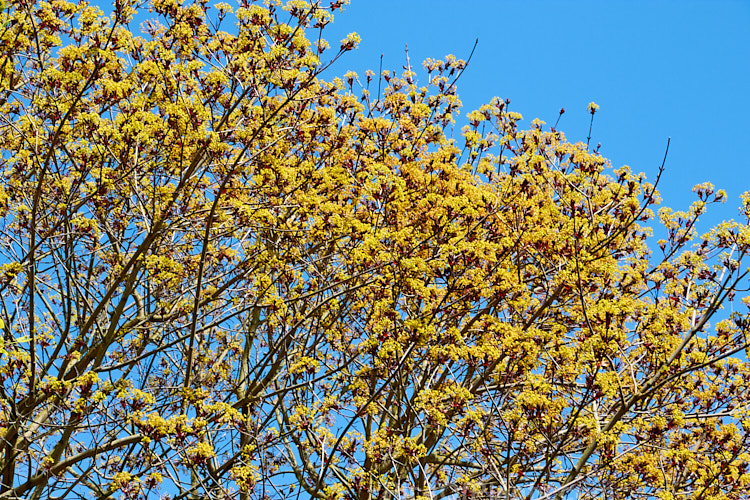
[1,1,750,499]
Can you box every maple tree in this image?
[2,0,750,499]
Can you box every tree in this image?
[1,0,750,499]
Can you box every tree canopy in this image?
[2,1,750,499]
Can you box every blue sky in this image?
[325,0,750,229]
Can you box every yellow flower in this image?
[187,441,216,465]
[340,32,360,51]
[112,471,135,489]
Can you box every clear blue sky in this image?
[325,0,750,228]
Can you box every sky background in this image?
[324,0,750,232]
